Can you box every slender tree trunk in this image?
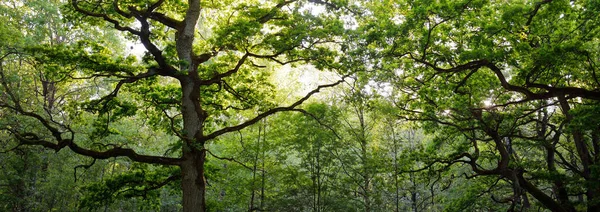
[522,193,531,209]
[393,151,399,212]
[249,124,261,211]
[260,154,265,211]
[390,124,399,212]
[316,141,321,212]
[411,192,417,212]
[258,121,266,210]
[410,173,417,212]
[361,142,371,212]
[310,136,320,212]
[536,107,573,211]
[356,108,371,212]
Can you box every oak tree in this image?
[1,0,349,211]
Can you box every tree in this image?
[1,0,137,211]
[359,0,600,211]
[337,83,379,212]
[1,0,350,211]
[286,103,344,212]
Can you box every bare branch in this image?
[307,0,340,10]
[71,0,140,35]
[0,50,19,61]
[74,158,96,182]
[205,149,252,170]
[117,174,181,197]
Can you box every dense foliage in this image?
[1,0,599,211]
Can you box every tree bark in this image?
[176,0,205,210]
[179,76,207,212]
[181,147,206,212]
[516,173,568,212]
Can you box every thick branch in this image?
[413,57,600,101]
[72,0,179,77]
[149,12,182,29]
[134,16,179,76]
[1,90,181,166]
[484,62,600,100]
[13,132,181,165]
[516,173,569,212]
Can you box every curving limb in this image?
[90,68,159,112]
[202,75,348,141]
[0,90,182,166]
[199,53,250,86]
[412,56,600,101]
[9,130,182,166]
[74,158,96,182]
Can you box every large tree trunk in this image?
[177,0,204,209]
[181,148,206,212]
[180,76,207,212]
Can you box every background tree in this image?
[0,0,153,211]
[335,82,381,212]
[358,0,600,211]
